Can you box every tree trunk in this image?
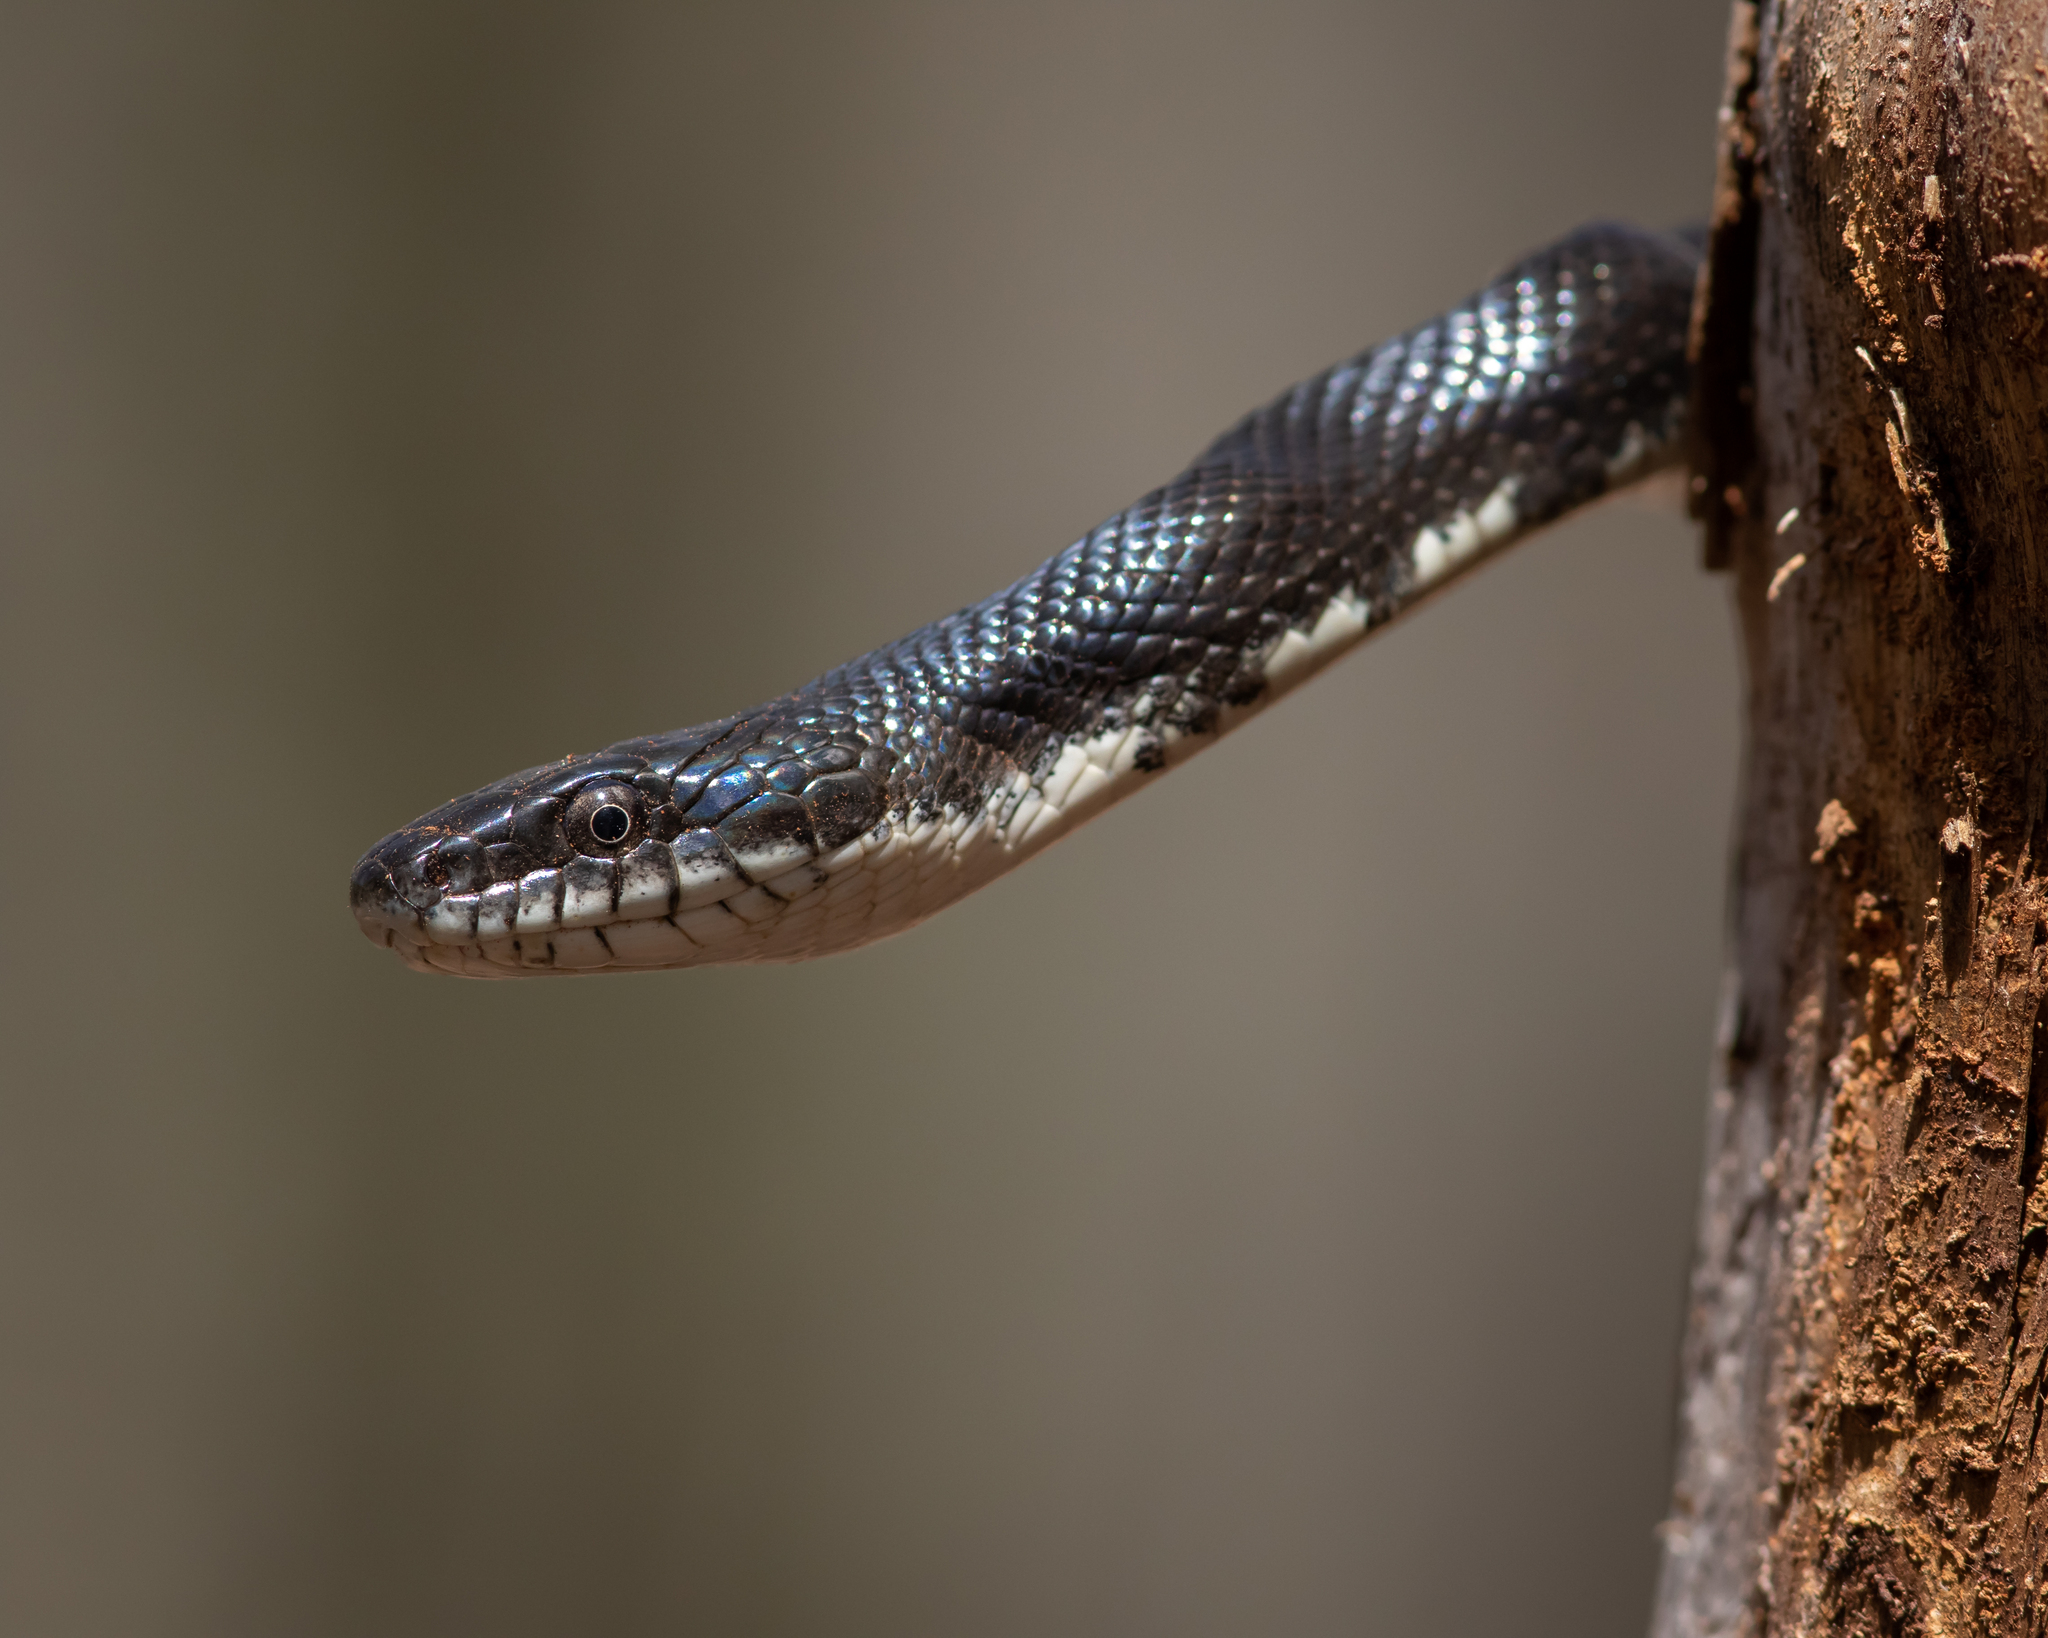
[1652,1,2048,1632]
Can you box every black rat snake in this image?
[350,222,1700,977]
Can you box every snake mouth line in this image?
[351,850,875,976]
[355,897,819,977]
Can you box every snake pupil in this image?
[590,803,631,845]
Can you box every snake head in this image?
[350,716,894,977]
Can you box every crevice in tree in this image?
[1689,0,1762,571]
[1941,839,1975,992]
[2011,998,2048,1358]
[1838,1401,1899,1473]
[1905,1069,1933,1154]
[2022,998,2048,1193]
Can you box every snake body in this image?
[351,223,1700,977]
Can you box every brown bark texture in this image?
[1653,1,2048,1633]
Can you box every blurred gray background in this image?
[1,3,1739,1634]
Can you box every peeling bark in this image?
[1654,2,2048,1633]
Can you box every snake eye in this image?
[565,782,642,854]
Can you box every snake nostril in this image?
[387,850,443,912]
[427,837,485,894]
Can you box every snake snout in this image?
[348,841,436,948]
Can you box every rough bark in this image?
[1652,1,2048,1633]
